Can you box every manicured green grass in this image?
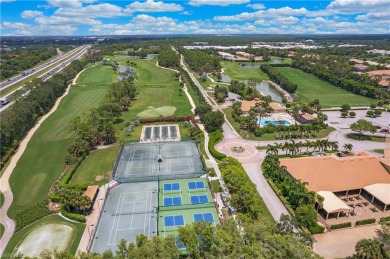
[76,64,116,86]
[0,192,4,209]
[70,145,120,185]
[105,56,192,118]
[277,67,376,108]
[346,133,386,142]
[221,61,269,82]
[3,215,85,256]
[0,223,4,240]
[8,65,115,218]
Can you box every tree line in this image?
[0,45,58,79]
[0,59,88,169]
[183,50,221,73]
[262,155,324,234]
[65,78,136,164]
[158,48,180,68]
[260,64,298,93]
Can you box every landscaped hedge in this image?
[309,224,325,234]
[60,155,87,187]
[208,129,226,160]
[356,218,376,226]
[139,116,194,124]
[61,206,86,223]
[15,200,53,232]
[380,216,390,223]
[269,64,291,67]
[211,179,222,192]
[330,222,352,230]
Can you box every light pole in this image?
[87,224,94,239]
[97,198,103,213]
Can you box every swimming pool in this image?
[258,117,291,126]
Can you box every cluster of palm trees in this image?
[262,155,321,210]
[59,188,91,214]
[266,139,340,156]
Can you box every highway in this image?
[0,45,86,90]
[0,45,90,112]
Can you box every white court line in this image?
[124,149,134,176]
[108,192,125,245]
[111,193,129,245]
[129,201,136,231]
[143,191,149,236]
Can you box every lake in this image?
[256,81,283,102]
[241,64,261,69]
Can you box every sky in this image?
[1,0,389,36]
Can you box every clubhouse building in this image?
[280,154,390,225]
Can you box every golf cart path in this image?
[0,65,93,256]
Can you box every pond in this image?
[273,58,281,64]
[255,81,283,102]
[220,74,232,83]
[146,54,156,60]
[240,64,261,69]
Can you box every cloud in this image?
[1,22,30,30]
[189,0,250,7]
[47,0,97,8]
[246,3,265,10]
[181,11,192,15]
[54,3,126,18]
[34,16,101,26]
[0,0,15,2]
[214,7,308,21]
[21,10,44,19]
[125,0,183,13]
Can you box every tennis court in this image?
[114,141,204,183]
[158,178,219,238]
[140,124,181,142]
[90,182,158,254]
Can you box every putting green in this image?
[137,106,176,118]
[14,222,75,257]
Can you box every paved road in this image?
[0,56,91,258]
[0,45,90,112]
[0,46,85,89]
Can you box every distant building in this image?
[297,114,316,124]
[367,70,390,88]
[240,98,286,114]
[353,64,367,72]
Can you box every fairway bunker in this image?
[14,223,75,258]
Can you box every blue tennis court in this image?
[193,213,214,223]
[190,195,209,204]
[164,215,185,227]
[164,197,182,206]
[188,181,205,189]
[164,183,180,191]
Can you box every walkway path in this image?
[0,65,92,257]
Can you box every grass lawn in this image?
[223,107,335,141]
[277,67,376,108]
[0,223,4,239]
[8,65,115,218]
[346,133,386,142]
[0,191,4,208]
[221,61,269,82]
[3,215,85,256]
[105,56,192,118]
[373,149,384,154]
[70,145,121,185]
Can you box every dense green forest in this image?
[260,64,298,93]
[182,49,221,73]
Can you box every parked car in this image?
[380,128,389,133]
[375,125,381,129]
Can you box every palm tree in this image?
[304,140,312,153]
[343,143,353,153]
[266,144,278,156]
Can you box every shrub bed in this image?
[309,224,325,234]
[60,206,86,223]
[380,216,390,223]
[15,200,53,232]
[60,155,87,187]
[211,179,222,193]
[346,133,385,142]
[330,222,352,230]
[356,218,376,226]
[139,116,194,124]
[208,129,226,160]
